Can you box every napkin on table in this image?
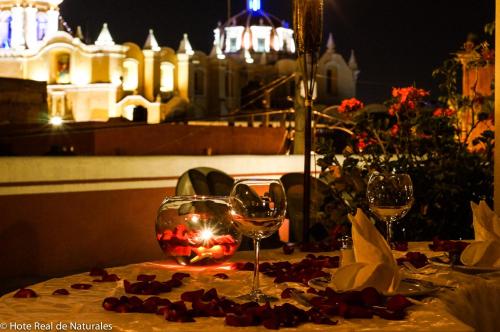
[332,208,400,293]
[460,201,500,267]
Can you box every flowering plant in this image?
[338,98,364,114]
[316,83,493,240]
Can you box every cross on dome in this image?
[247,0,261,12]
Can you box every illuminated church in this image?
[0,0,359,124]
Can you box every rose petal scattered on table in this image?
[172,272,190,280]
[137,274,156,282]
[396,252,429,269]
[181,289,204,302]
[52,289,70,296]
[280,287,303,299]
[393,241,409,252]
[386,294,413,312]
[282,243,295,255]
[71,283,92,290]
[13,288,38,298]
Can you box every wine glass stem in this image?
[386,219,393,245]
[252,238,261,293]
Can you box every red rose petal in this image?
[71,283,92,290]
[386,294,413,312]
[172,272,190,280]
[181,289,205,302]
[393,242,409,252]
[165,278,183,288]
[201,288,218,302]
[102,297,120,311]
[137,274,156,282]
[280,288,303,299]
[307,308,338,325]
[283,243,295,255]
[52,289,70,296]
[361,287,382,307]
[13,288,38,298]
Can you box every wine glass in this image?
[229,179,287,302]
[367,172,414,246]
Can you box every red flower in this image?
[389,87,429,116]
[388,104,400,116]
[433,108,456,117]
[355,132,376,152]
[390,124,399,137]
[338,98,364,113]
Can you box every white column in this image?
[46,8,59,38]
[177,53,190,101]
[495,1,500,213]
[24,6,38,49]
[143,50,156,101]
[10,6,25,49]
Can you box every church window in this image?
[326,67,338,95]
[256,38,266,52]
[229,38,237,52]
[123,58,139,91]
[56,53,71,84]
[0,14,11,48]
[194,70,205,96]
[160,62,175,93]
[37,13,48,41]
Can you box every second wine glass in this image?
[367,172,414,246]
[229,178,287,302]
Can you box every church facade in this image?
[0,0,359,124]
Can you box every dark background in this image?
[60,0,495,102]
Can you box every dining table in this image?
[0,242,496,332]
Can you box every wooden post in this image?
[495,3,500,213]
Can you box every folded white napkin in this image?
[460,201,500,267]
[332,209,400,293]
[470,201,500,241]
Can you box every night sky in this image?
[60,0,494,102]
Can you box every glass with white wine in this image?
[229,179,287,302]
[367,172,414,245]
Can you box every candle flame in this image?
[200,228,214,241]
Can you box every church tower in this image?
[0,0,63,50]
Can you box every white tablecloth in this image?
[0,244,484,331]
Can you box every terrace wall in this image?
[0,155,318,294]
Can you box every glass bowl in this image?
[156,196,242,266]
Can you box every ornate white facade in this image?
[0,0,359,124]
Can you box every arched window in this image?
[0,13,11,48]
[256,38,266,52]
[122,58,139,91]
[326,66,338,95]
[194,69,205,96]
[56,53,71,84]
[160,62,175,93]
[37,13,48,41]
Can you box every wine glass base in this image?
[236,290,278,303]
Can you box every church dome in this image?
[213,0,295,56]
[225,8,288,29]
